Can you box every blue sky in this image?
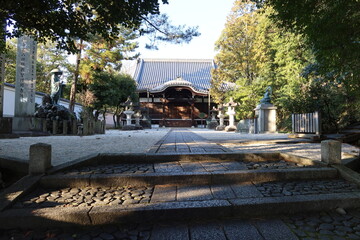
[137,0,234,59]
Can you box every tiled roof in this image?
[133,58,215,93]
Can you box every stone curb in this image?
[40,167,338,188]
[46,152,320,175]
[332,164,360,187]
[1,192,360,229]
[0,175,42,211]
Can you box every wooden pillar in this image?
[191,101,195,127]
[161,94,166,127]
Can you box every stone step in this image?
[40,167,338,188]
[1,188,360,229]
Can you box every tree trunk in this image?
[69,39,83,113]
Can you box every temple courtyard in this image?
[1,128,360,239]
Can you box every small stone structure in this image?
[224,98,238,132]
[254,87,277,133]
[215,104,226,131]
[29,143,52,175]
[237,119,250,133]
[321,140,342,164]
[207,107,218,129]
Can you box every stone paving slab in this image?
[40,167,339,188]
[2,191,360,229]
[149,129,232,154]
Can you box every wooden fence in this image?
[292,111,321,134]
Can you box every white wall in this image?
[3,84,82,117]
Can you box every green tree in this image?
[212,0,313,130]
[254,0,360,86]
[36,41,72,94]
[0,0,200,53]
[86,71,137,123]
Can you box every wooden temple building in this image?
[133,58,216,127]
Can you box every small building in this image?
[134,58,216,127]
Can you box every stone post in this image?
[13,36,39,132]
[71,119,77,135]
[42,119,47,133]
[83,118,89,135]
[321,140,342,164]
[29,143,52,175]
[62,120,68,135]
[52,120,58,135]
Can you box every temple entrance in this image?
[162,88,194,127]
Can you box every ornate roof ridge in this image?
[140,58,214,62]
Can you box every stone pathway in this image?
[2,128,360,239]
[58,159,318,176]
[148,129,231,153]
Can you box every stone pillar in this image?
[254,103,277,133]
[42,119,47,133]
[62,120,68,135]
[13,36,39,132]
[83,118,89,135]
[29,143,52,175]
[321,140,342,164]
[71,120,77,135]
[52,120,58,134]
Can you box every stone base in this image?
[225,125,237,132]
[122,125,143,131]
[12,117,43,132]
[215,125,225,131]
[0,117,12,134]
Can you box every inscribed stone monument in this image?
[13,36,40,131]
[14,35,37,116]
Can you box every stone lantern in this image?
[215,104,226,131]
[224,97,238,132]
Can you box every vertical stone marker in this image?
[13,36,40,132]
[14,35,37,116]
[321,140,342,164]
[29,143,52,175]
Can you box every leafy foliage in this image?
[254,0,360,87]
[5,39,72,96]
[212,0,313,130]
[0,0,200,54]
[86,71,137,114]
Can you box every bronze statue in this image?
[50,68,63,105]
[260,86,272,104]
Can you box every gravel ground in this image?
[1,128,359,166]
[0,128,170,166]
[190,129,360,162]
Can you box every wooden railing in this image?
[292,111,321,134]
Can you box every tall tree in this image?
[0,0,200,54]
[254,0,360,83]
[212,0,313,129]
